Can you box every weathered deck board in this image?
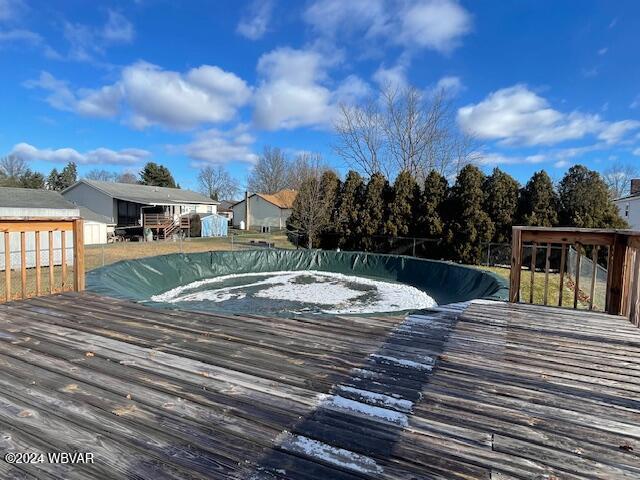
[0,293,638,479]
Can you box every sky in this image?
[1,0,639,193]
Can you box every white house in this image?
[62,180,219,229]
[232,190,297,231]
[614,179,640,230]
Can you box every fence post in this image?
[509,227,523,302]
[73,219,85,292]
[412,238,416,257]
[607,233,628,315]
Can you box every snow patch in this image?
[320,394,409,426]
[278,432,384,475]
[151,270,436,314]
[370,354,434,371]
[335,386,413,412]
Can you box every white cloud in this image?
[253,47,336,130]
[11,143,150,165]
[597,47,608,56]
[554,160,570,168]
[630,95,640,109]
[103,10,135,43]
[477,152,548,166]
[61,10,135,62]
[397,0,471,53]
[0,0,25,22]
[633,148,640,156]
[122,62,251,129]
[175,127,258,166]
[458,84,640,146]
[236,0,273,40]
[0,28,40,44]
[303,0,471,54]
[373,63,408,91]
[597,120,640,144]
[432,75,463,96]
[26,62,252,130]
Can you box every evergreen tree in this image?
[334,170,364,249]
[18,170,46,189]
[517,170,559,227]
[318,171,341,249]
[46,168,62,190]
[483,168,519,243]
[139,162,177,188]
[357,173,389,250]
[558,165,628,228]
[384,170,418,237]
[416,170,448,238]
[59,162,77,189]
[445,165,494,264]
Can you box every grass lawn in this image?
[477,265,593,309]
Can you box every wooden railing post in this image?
[509,227,523,302]
[73,219,85,292]
[607,233,629,316]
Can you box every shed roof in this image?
[0,187,78,210]
[78,206,115,225]
[65,180,219,206]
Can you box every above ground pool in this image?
[87,249,508,316]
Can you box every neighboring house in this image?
[232,189,297,231]
[62,180,219,237]
[614,179,640,230]
[0,187,78,269]
[217,200,236,223]
[78,206,116,245]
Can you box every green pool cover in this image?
[87,249,508,311]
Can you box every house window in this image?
[625,204,630,217]
[189,205,196,213]
[207,205,213,214]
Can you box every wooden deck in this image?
[0,293,639,479]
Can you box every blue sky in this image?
[1,0,639,192]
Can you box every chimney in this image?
[245,191,250,230]
[631,179,640,196]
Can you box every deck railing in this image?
[143,213,172,227]
[510,226,640,325]
[0,217,84,302]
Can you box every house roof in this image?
[217,200,237,211]
[78,206,115,225]
[614,193,640,202]
[0,187,79,210]
[257,189,297,209]
[64,180,219,206]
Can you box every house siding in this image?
[63,183,116,223]
[231,196,290,229]
[615,196,640,230]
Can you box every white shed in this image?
[79,206,115,245]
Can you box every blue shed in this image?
[201,214,228,237]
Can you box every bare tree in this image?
[333,84,477,181]
[287,152,332,190]
[247,146,291,194]
[0,154,28,179]
[84,169,117,182]
[117,171,138,184]
[197,165,238,200]
[288,154,331,248]
[603,162,639,198]
[333,100,388,177]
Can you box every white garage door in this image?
[84,222,107,245]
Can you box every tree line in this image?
[288,164,628,263]
[0,155,184,191]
